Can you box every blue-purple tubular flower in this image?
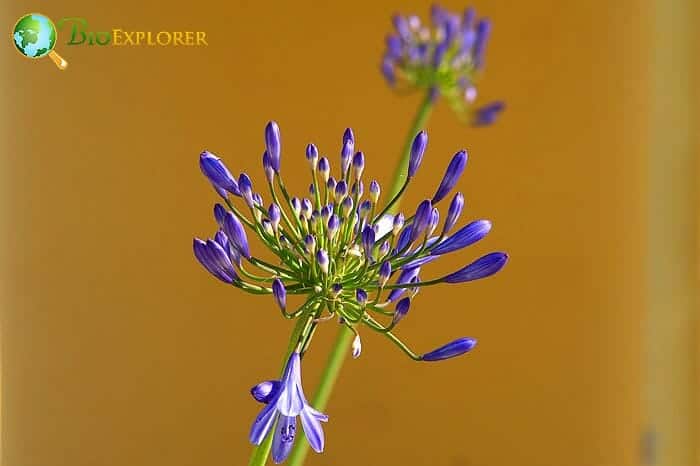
[393,297,411,324]
[408,131,428,178]
[249,352,327,463]
[265,121,282,172]
[421,337,477,361]
[193,238,238,284]
[272,278,286,311]
[442,252,508,283]
[431,220,491,255]
[381,5,504,126]
[433,150,467,203]
[442,192,464,235]
[200,150,240,196]
[222,211,251,259]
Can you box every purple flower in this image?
[410,199,433,242]
[442,192,464,235]
[408,131,428,178]
[272,278,286,311]
[473,101,505,126]
[199,150,240,196]
[362,226,376,261]
[250,380,281,404]
[306,143,319,168]
[222,211,251,259]
[193,238,238,284]
[265,121,281,172]
[432,150,467,203]
[441,252,508,283]
[381,6,503,125]
[249,352,327,463]
[393,297,411,324]
[421,337,477,361]
[431,220,491,255]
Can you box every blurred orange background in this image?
[1,1,697,466]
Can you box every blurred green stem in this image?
[285,90,435,466]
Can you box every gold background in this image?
[1,0,654,465]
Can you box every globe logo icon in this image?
[12,13,68,70]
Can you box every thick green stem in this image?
[285,91,435,466]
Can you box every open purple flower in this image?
[249,352,328,463]
[381,4,504,126]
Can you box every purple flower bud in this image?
[393,297,411,325]
[408,131,428,178]
[290,197,301,217]
[272,278,286,311]
[362,226,376,261]
[392,213,405,235]
[352,152,365,180]
[433,41,448,68]
[410,199,433,242]
[262,151,275,184]
[268,204,281,231]
[421,337,477,361]
[356,289,368,306]
[335,180,348,201]
[320,204,332,221]
[378,261,392,287]
[261,219,274,236]
[472,19,491,69]
[385,35,402,59]
[193,238,238,283]
[238,173,254,207]
[309,184,316,196]
[340,135,354,176]
[369,180,381,203]
[392,14,411,40]
[441,252,508,283]
[264,121,281,172]
[318,157,330,182]
[432,220,491,255]
[442,193,464,235]
[199,150,240,196]
[352,334,362,359]
[213,203,226,226]
[326,177,337,195]
[304,234,317,254]
[432,150,467,204]
[341,197,354,216]
[381,57,396,86]
[328,214,340,239]
[396,225,413,252]
[359,200,372,218]
[331,283,343,296]
[316,249,329,274]
[306,143,319,169]
[462,7,475,31]
[222,211,251,259]
[300,199,313,220]
[473,101,505,126]
[343,127,355,145]
[431,4,448,25]
[250,380,281,404]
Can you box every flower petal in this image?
[271,415,296,464]
[300,405,325,453]
[249,403,278,446]
[276,353,304,417]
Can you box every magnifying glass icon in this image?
[12,13,68,70]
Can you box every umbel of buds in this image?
[381,4,505,126]
[194,121,508,460]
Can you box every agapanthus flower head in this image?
[193,121,508,458]
[381,4,504,126]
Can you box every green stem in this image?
[285,90,435,466]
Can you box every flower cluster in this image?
[381,4,504,126]
[194,121,508,462]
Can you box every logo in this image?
[12,13,68,70]
[12,13,208,71]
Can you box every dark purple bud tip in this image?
[264,121,281,172]
[442,252,508,283]
[393,297,411,324]
[433,150,467,204]
[262,151,275,183]
[378,261,392,286]
[408,131,428,178]
[331,283,343,296]
[421,337,477,361]
[213,203,226,226]
[272,278,286,311]
[250,380,281,404]
[306,143,319,161]
[343,127,355,145]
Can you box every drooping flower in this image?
[381,4,504,126]
[193,121,508,457]
[249,352,327,463]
